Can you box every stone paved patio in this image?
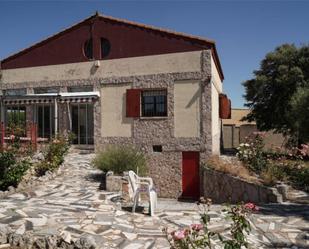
[0,152,308,248]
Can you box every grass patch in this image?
[205,156,261,184]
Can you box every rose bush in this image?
[0,148,31,191]
[35,134,71,176]
[237,133,309,192]
[166,198,258,249]
[236,132,267,173]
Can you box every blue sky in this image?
[0,0,308,107]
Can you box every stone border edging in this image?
[203,167,283,204]
[0,160,65,199]
[0,226,96,249]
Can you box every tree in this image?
[243,44,309,144]
[289,87,309,143]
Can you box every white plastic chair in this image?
[128,170,157,216]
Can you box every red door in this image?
[182,152,200,199]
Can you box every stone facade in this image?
[95,50,213,198]
[0,50,219,199]
[202,167,283,204]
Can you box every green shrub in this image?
[261,163,286,186]
[292,166,309,191]
[35,135,70,176]
[93,145,147,176]
[0,150,15,175]
[0,150,31,190]
[237,133,309,192]
[236,132,267,173]
[0,160,31,189]
[35,161,58,177]
[44,136,70,163]
[280,160,309,191]
[260,159,309,191]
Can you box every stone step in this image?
[70,145,95,154]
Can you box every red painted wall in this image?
[2,18,209,70]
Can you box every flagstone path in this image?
[0,152,308,249]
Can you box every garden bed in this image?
[236,133,309,193]
[0,134,71,197]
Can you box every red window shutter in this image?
[219,94,231,119]
[126,89,141,117]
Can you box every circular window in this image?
[101,38,111,59]
[83,39,93,60]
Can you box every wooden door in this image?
[182,152,200,199]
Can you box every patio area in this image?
[0,152,308,249]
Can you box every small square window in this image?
[34,87,59,94]
[142,90,167,117]
[153,145,162,152]
[68,85,93,92]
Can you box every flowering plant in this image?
[243,202,259,211]
[237,132,267,172]
[166,198,257,249]
[296,144,309,158]
[35,134,70,176]
[52,139,60,144]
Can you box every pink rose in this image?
[10,134,15,140]
[191,223,203,231]
[244,202,259,211]
[172,230,186,240]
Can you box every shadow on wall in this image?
[122,92,134,125]
[185,87,200,108]
[90,64,99,75]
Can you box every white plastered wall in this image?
[101,84,133,137]
[211,56,223,154]
[1,51,201,84]
[174,80,201,137]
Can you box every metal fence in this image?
[0,122,38,151]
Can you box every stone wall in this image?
[202,167,283,204]
[106,174,122,192]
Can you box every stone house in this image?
[0,13,227,198]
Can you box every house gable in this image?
[1,13,224,80]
